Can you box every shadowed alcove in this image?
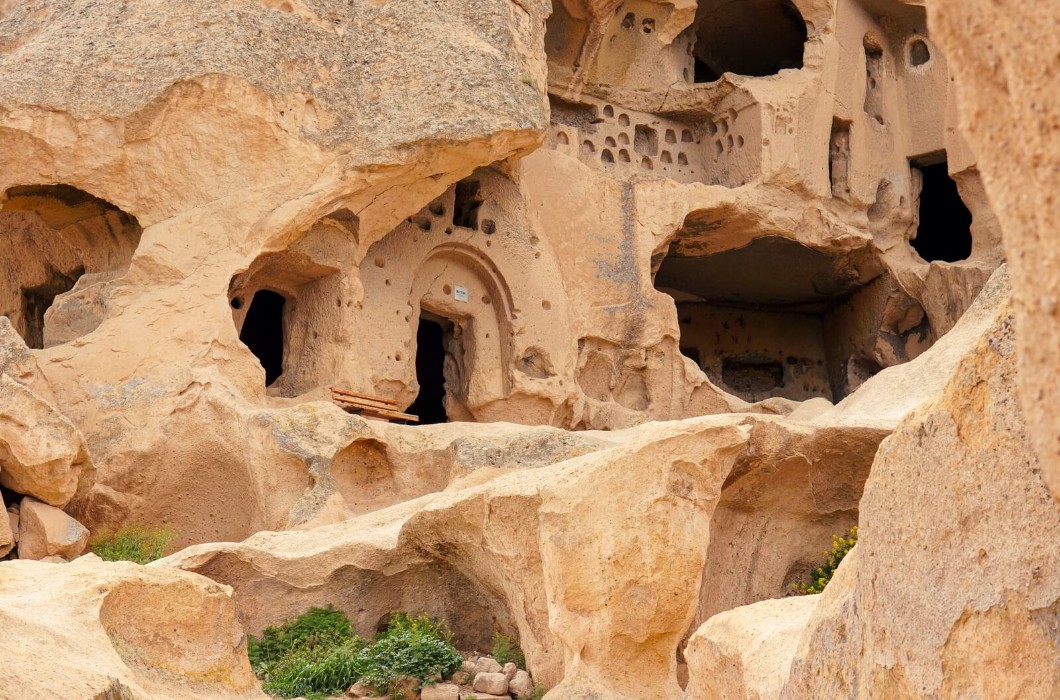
[0,184,142,348]
[692,0,808,82]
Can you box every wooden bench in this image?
[330,387,418,423]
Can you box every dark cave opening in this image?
[20,267,83,350]
[408,313,454,425]
[239,289,286,386]
[910,157,973,263]
[692,0,807,81]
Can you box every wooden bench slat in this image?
[330,386,417,423]
[329,387,398,407]
[332,395,398,410]
[339,405,419,422]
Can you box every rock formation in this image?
[0,0,1055,699]
[0,556,262,699]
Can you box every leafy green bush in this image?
[250,608,463,699]
[793,526,858,594]
[262,637,368,698]
[353,614,463,693]
[89,524,175,564]
[491,633,525,669]
[248,604,354,673]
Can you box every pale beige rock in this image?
[474,658,503,676]
[17,496,89,561]
[503,662,518,680]
[473,672,508,696]
[0,557,262,699]
[0,0,1008,558]
[346,682,375,698]
[781,302,1060,698]
[926,0,1060,501]
[422,684,460,700]
[685,595,817,700]
[509,669,535,698]
[0,494,12,558]
[165,417,754,698]
[0,374,91,507]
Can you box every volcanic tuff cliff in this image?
[0,1,1056,699]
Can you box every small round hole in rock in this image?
[909,38,931,67]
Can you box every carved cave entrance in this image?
[910,154,973,263]
[655,232,930,403]
[408,311,460,425]
[692,0,807,82]
[0,184,142,349]
[238,290,286,387]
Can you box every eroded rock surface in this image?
[784,301,1060,698]
[0,557,263,699]
[927,0,1060,501]
[0,374,91,507]
[685,595,817,700]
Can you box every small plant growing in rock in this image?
[491,632,525,669]
[793,525,858,595]
[89,524,174,564]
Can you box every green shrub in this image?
[250,609,463,699]
[248,604,354,673]
[353,614,463,693]
[491,633,525,669]
[90,524,175,564]
[262,637,368,698]
[793,526,858,595]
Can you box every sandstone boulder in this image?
[0,557,263,698]
[0,374,91,507]
[473,672,508,695]
[0,494,14,558]
[685,595,818,700]
[781,300,1060,698]
[473,657,503,676]
[509,669,535,698]
[17,497,89,561]
[421,683,460,700]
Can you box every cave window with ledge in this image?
[654,228,932,403]
[228,213,356,396]
[909,153,973,263]
[691,0,807,82]
[0,184,142,349]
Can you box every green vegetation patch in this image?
[250,608,463,699]
[491,632,525,669]
[793,525,858,595]
[89,524,175,564]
